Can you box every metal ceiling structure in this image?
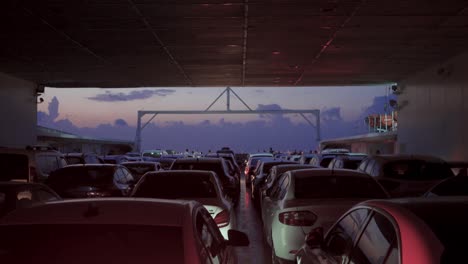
[1,0,468,87]
[135,87,320,151]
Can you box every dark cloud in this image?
[87,89,176,102]
[114,119,128,127]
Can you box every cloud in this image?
[87,89,176,102]
[114,119,128,127]
[37,94,396,153]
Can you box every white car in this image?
[0,198,249,264]
[261,168,389,263]
[132,170,236,239]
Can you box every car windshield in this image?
[48,167,114,186]
[383,160,453,180]
[171,162,226,179]
[134,174,217,199]
[0,154,29,181]
[295,176,387,199]
[123,164,155,175]
[0,224,184,264]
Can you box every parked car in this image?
[101,154,129,164]
[46,164,135,198]
[205,153,241,185]
[245,155,274,187]
[142,149,168,159]
[64,153,103,165]
[250,160,297,207]
[447,161,468,176]
[150,157,177,170]
[0,182,60,217]
[132,170,236,239]
[299,153,315,165]
[170,158,240,206]
[357,154,453,197]
[259,164,319,212]
[0,198,249,263]
[262,168,389,263]
[424,174,468,197]
[309,153,348,168]
[296,197,468,264]
[124,152,142,161]
[327,153,367,170]
[0,146,67,182]
[121,161,162,181]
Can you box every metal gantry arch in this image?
[134,87,321,151]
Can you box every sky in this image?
[37,85,396,153]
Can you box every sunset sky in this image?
[37,85,396,152]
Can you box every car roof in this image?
[0,198,198,226]
[369,154,446,163]
[144,170,216,179]
[121,161,158,165]
[61,164,119,169]
[173,158,222,163]
[289,168,372,179]
[0,182,47,188]
[363,196,468,210]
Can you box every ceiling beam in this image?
[241,0,249,87]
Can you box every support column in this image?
[0,72,37,147]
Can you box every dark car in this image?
[357,154,453,197]
[205,153,241,184]
[170,158,239,206]
[46,164,135,198]
[64,153,103,165]
[424,174,468,197]
[245,155,274,187]
[328,153,368,170]
[121,161,162,181]
[0,182,60,217]
[250,160,297,207]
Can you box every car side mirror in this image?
[305,227,324,248]
[226,230,249,247]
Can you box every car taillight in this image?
[279,211,317,226]
[214,210,230,228]
[245,167,249,175]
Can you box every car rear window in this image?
[0,224,184,264]
[295,176,387,199]
[383,160,453,180]
[123,164,155,175]
[48,167,114,186]
[0,154,29,181]
[428,176,468,196]
[342,160,363,170]
[65,157,83,165]
[171,162,226,179]
[134,174,217,199]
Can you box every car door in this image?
[308,208,371,264]
[195,208,230,264]
[263,173,290,245]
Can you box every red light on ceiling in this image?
[272,51,281,55]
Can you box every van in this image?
[0,146,67,183]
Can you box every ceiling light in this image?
[272,51,281,55]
